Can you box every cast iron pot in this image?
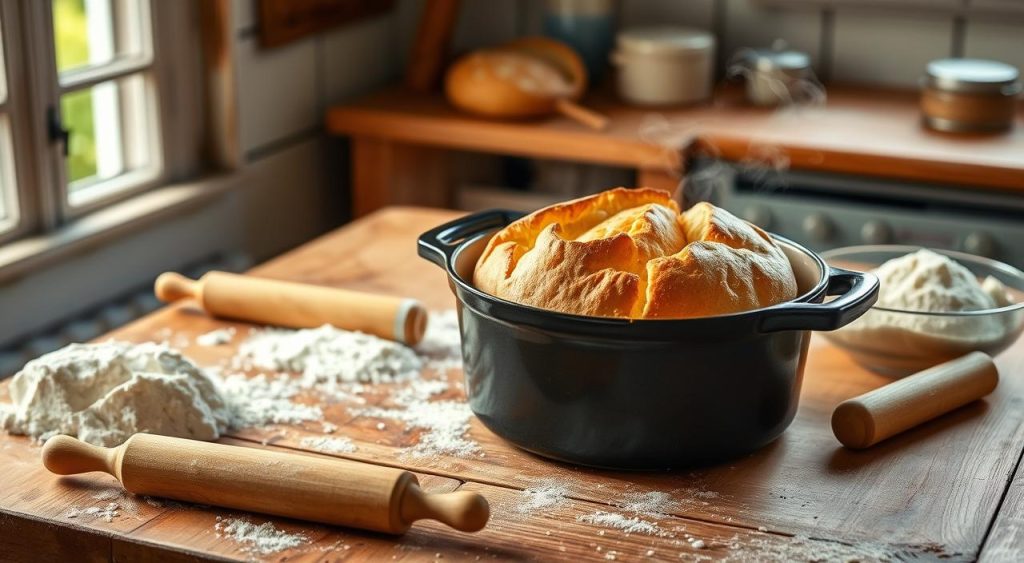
[418,210,879,470]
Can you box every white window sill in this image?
[0,174,238,283]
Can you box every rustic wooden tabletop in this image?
[1,207,1022,562]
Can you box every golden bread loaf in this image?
[473,188,798,319]
[445,37,586,119]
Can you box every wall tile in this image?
[964,19,1024,73]
[233,0,256,31]
[452,0,519,53]
[621,0,716,29]
[236,37,318,154]
[319,14,398,108]
[394,0,424,68]
[240,138,329,260]
[832,11,954,88]
[723,0,822,70]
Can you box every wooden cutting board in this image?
[1,206,1022,561]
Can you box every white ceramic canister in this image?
[611,27,715,106]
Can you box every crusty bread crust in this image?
[473,188,798,319]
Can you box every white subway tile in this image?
[453,0,519,52]
[233,0,256,31]
[723,0,822,69]
[622,0,715,29]
[240,138,329,259]
[319,15,398,107]
[236,37,318,153]
[964,19,1024,73]
[394,0,425,68]
[832,11,954,88]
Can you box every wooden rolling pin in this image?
[155,271,427,345]
[42,434,489,534]
[832,352,999,449]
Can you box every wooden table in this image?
[2,207,1024,561]
[327,86,1024,216]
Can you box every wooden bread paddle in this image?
[43,434,489,534]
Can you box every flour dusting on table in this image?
[300,435,357,454]
[236,325,423,387]
[517,480,571,513]
[215,517,309,555]
[66,503,122,523]
[357,378,479,458]
[213,371,322,427]
[577,511,668,536]
[415,309,463,373]
[196,327,236,346]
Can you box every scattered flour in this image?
[577,511,667,536]
[196,327,236,347]
[0,342,230,446]
[213,371,322,428]
[300,436,357,454]
[415,310,463,373]
[517,480,571,513]
[619,491,679,517]
[718,533,903,562]
[215,517,309,555]
[237,325,423,387]
[66,502,121,523]
[357,378,479,458]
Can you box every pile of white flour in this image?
[0,342,230,446]
[236,325,423,388]
[834,249,1018,352]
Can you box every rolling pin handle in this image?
[399,483,490,533]
[154,272,201,303]
[41,435,120,478]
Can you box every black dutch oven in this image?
[418,210,879,470]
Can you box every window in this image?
[51,0,161,212]
[0,0,199,248]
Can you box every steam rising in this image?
[635,40,828,210]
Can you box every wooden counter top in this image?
[2,207,1024,561]
[327,86,1024,194]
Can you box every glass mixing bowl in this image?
[820,245,1024,377]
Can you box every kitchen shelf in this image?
[327,85,1024,216]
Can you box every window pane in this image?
[0,116,17,233]
[0,16,7,104]
[53,0,146,74]
[63,73,158,206]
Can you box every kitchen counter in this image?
[2,207,1024,561]
[327,86,1024,216]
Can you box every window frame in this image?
[0,0,44,245]
[29,0,168,221]
[7,0,204,235]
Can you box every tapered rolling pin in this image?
[155,271,427,345]
[832,352,999,449]
[42,434,489,534]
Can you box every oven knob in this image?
[742,205,773,228]
[802,213,833,242]
[860,220,892,244]
[962,231,996,257]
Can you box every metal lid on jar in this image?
[925,58,1022,95]
[745,48,811,74]
[616,27,715,56]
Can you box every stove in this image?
[687,159,1024,269]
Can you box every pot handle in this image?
[759,267,879,333]
[417,210,524,268]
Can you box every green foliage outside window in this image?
[54,0,97,183]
